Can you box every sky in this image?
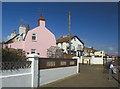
[2,2,118,55]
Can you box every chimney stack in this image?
[14,29,16,34]
[27,25,30,33]
[38,13,45,26]
[67,33,70,37]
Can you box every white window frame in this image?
[31,49,36,54]
[32,33,37,41]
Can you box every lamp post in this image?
[78,45,84,73]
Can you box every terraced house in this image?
[4,13,56,57]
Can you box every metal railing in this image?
[0,61,32,70]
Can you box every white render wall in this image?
[71,37,84,52]
[39,66,77,86]
[57,37,84,54]
[1,68,32,87]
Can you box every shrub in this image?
[2,47,26,62]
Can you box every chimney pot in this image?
[40,13,42,18]
[14,30,16,34]
[23,24,25,27]
[60,35,63,38]
[20,24,22,27]
[27,25,30,32]
[68,33,70,37]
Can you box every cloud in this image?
[81,38,88,43]
[20,18,24,23]
[96,44,118,55]
[108,47,114,50]
[20,18,28,24]
[1,37,8,42]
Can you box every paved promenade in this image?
[40,65,119,87]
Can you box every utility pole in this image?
[69,12,71,55]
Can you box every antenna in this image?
[69,12,71,55]
[40,8,44,16]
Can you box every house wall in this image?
[7,41,25,50]
[58,43,61,48]
[71,37,83,52]
[57,42,67,53]
[24,26,56,57]
[94,50,105,56]
[63,42,67,53]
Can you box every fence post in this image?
[27,54,40,88]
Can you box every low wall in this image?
[93,57,103,64]
[38,58,78,86]
[1,68,32,87]
[39,66,77,86]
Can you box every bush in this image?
[2,47,26,62]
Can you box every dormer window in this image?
[32,33,36,41]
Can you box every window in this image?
[46,61,55,67]
[31,49,36,54]
[32,33,36,41]
[16,37,19,41]
[74,38,76,41]
[56,44,58,48]
[49,50,52,55]
[70,61,75,65]
[60,61,66,66]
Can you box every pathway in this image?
[40,65,119,87]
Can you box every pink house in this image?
[5,13,56,58]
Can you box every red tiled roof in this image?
[56,35,84,45]
[84,46,95,51]
[56,35,76,43]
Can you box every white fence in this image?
[1,54,78,88]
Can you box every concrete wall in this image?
[39,66,77,86]
[92,57,103,64]
[1,68,32,87]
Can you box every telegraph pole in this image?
[69,12,71,55]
